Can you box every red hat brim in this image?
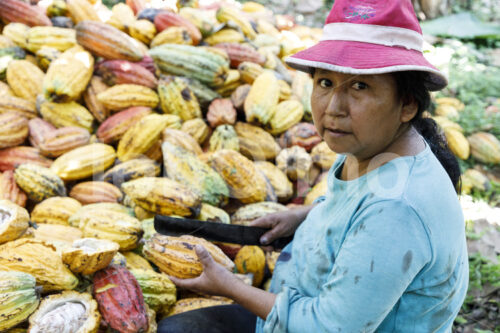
[285,40,447,91]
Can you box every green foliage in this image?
[466,252,500,293]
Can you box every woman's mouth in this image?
[326,128,351,137]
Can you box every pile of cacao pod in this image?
[0,0,499,330]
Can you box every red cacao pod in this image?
[28,118,56,149]
[279,123,321,152]
[207,99,236,128]
[96,106,152,144]
[0,146,52,171]
[0,0,52,26]
[134,56,156,75]
[214,43,266,68]
[96,60,158,89]
[154,11,201,45]
[93,265,149,333]
[0,170,27,207]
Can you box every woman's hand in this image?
[249,205,315,251]
[168,245,240,297]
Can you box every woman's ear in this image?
[400,97,418,123]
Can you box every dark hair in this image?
[392,71,461,193]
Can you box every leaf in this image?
[421,12,500,39]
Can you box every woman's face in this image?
[311,70,414,161]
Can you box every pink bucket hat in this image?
[285,0,447,91]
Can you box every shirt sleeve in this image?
[263,199,432,333]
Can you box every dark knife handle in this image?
[269,236,294,250]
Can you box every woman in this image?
[159,0,469,332]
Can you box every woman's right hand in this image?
[249,205,314,251]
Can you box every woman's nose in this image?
[325,90,348,117]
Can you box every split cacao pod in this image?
[0,199,29,244]
[143,234,234,278]
[62,238,120,275]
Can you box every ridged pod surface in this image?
[149,44,229,87]
[39,100,94,132]
[279,122,321,152]
[96,60,158,89]
[461,169,491,194]
[117,114,171,161]
[231,202,287,226]
[0,171,28,207]
[14,163,66,202]
[181,118,211,144]
[208,124,239,152]
[162,128,202,155]
[207,99,236,128]
[121,177,202,217]
[143,234,234,278]
[0,113,28,149]
[150,26,193,48]
[93,265,149,333]
[0,199,29,244]
[166,297,233,317]
[70,181,123,205]
[444,127,470,160]
[124,251,154,271]
[234,122,281,161]
[26,26,76,53]
[234,245,266,286]
[77,209,142,251]
[208,149,267,204]
[304,177,328,205]
[103,158,160,187]
[162,142,229,206]
[204,29,245,45]
[62,238,120,275]
[97,106,152,144]
[244,71,280,125]
[36,126,91,158]
[0,0,52,27]
[291,72,313,120]
[28,291,100,333]
[97,84,159,112]
[0,95,37,119]
[310,141,337,171]
[6,60,44,103]
[179,77,221,108]
[0,271,40,331]
[197,203,231,224]
[158,76,201,121]
[31,196,82,225]
[238,61,264,84]
[2,23,30,49]
[50,143,116,181]
[66,0,100,23]
[0,238,79,292]
[0,146,52,171]
[83,76,110,123]
[216,6,256,40]
[268,100,304,135]
[130,268,177,312]
[255,161,293,202]
[154,11,201,45]
[276,145,313,181]
[43,45,94,102]
[76,21,144,61]
[129,19,157,45]
[467,132,500,164]
[214,43,266,68]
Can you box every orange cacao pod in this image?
[0,113,29,149]
[37,126,91,158]
[97,107,152,144]
[279,123,321,152]
[75,21,144,62]
[70,181,123,205]
[0,170,27,207]
[214,43,266,68]
[206,99,236,128]
[0,0,52,27]
[28,118,56,149]
[83,76,110,123]
[0,146,52,172]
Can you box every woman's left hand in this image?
[168,245,240,297]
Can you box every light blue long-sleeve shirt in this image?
[256,142,469,332]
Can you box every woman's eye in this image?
[318,78,332,88]
[352,82,368,90]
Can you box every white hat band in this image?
[320,22,424,52]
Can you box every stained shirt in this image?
[255,142,469,333]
